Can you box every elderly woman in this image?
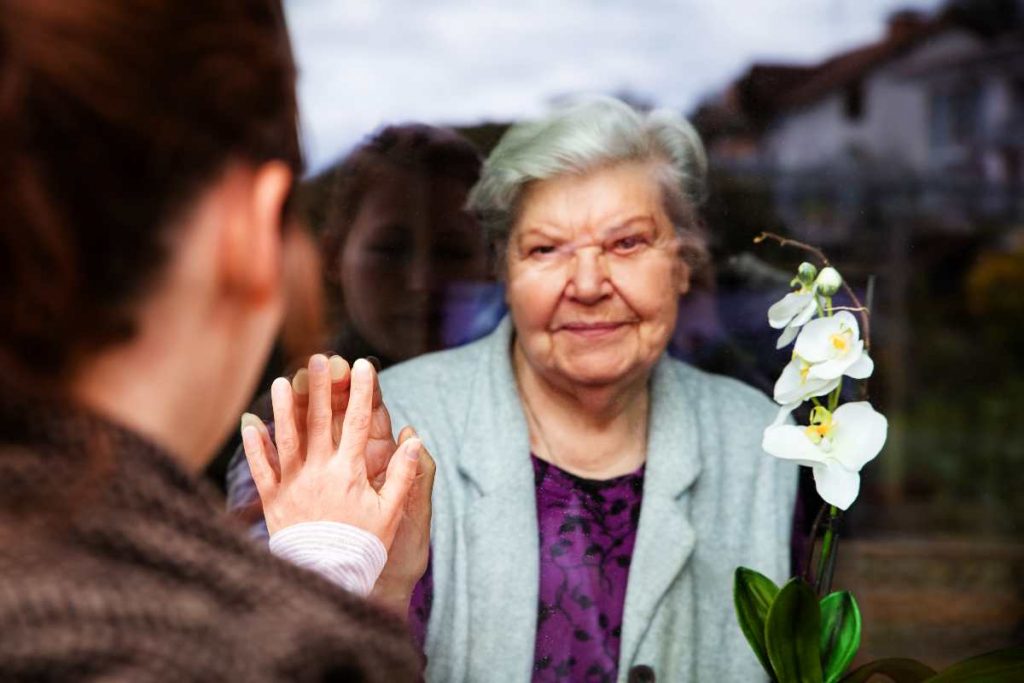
[381,97,797,681]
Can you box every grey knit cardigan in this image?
[380,316,798,683]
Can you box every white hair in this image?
[467,96,709,267]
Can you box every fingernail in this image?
[328,355,347,381]
[240,412,262,432]
[241,424,260,451]
[352,357,370,375]
[365,355,381,372]
[405,438,421,461]
[309,354,327,372]
[291,368,309,394]
[271,376,291,401]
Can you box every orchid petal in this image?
[813,461,861,510]
[792,298,818,327]
[830,402,888,472]
[793,316,838,362]
[768,292,813,329]
[806,341,863,380]
[832,311,862,341]
[776,324,799,349]
[774,358,839,404]
[762,425,826,468]
[794,312,862,364]
[846,352,874,379]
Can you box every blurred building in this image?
[695,0,1024,242]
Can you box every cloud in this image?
[285,0,944,172]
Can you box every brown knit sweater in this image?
[0,396,422,682]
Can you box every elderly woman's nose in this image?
[566,247,611,302]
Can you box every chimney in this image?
[886,9,928,42]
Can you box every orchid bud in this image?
[816,266,843,296]
[796,262,818,287]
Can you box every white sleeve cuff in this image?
[269,521,387,597]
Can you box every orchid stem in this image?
[814,506,841,596]
[754,231,871,350]
[828,380,843,412]
[803,502,829,583]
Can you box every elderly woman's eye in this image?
[612,235,647,253]
[528,245,556,256]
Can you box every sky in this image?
[285,0,945,173]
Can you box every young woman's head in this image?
[0,0,302,463]
[320,125,488,361]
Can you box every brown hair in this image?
[319,124,483,288]
[0,0,301,399]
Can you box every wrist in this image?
[371,577,414,620]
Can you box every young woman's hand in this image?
[241,355,419,548]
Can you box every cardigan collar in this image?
[454,316,702,499]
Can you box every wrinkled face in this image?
[506,161,691,391]
[339,166,487,361]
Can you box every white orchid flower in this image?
[773,355,841,406]
[762,402,888,510]
[793,311,874,382]
[768,290,819,349]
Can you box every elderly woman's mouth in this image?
[558,322,631,338]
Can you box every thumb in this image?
[379,437,421,525]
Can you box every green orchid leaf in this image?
[766,577,824,683]
[927,646,1024,682]
[819,591,861,683]
[733,567,781,679]
[838,658,936,682]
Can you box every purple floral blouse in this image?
[410,454,645,682]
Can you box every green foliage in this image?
[819,592,861,683]
[735,567,1024,683]
[735,571,858,683]
[765,578,825,683]
[733,567,781,678]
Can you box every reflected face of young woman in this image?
[338,166,487,361]
[505,161,691,392]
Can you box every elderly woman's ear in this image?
[676,259,692,296]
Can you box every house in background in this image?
[694,0,1024,242]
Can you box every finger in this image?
[376,425,417,490]
[256,418,280,479]
[292,368,310,412]
[305,353,333,460]
[365,362,397,481]
[270,377,302,479]
[378,437,422,546]
[337,358,375,475]
[241,413,277,500]
[291,368,309,454]
[405,439,436,528]
[329,355,351,444]
[397,425,416,444]
[410,438,436,508]
[370,358,383,410]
